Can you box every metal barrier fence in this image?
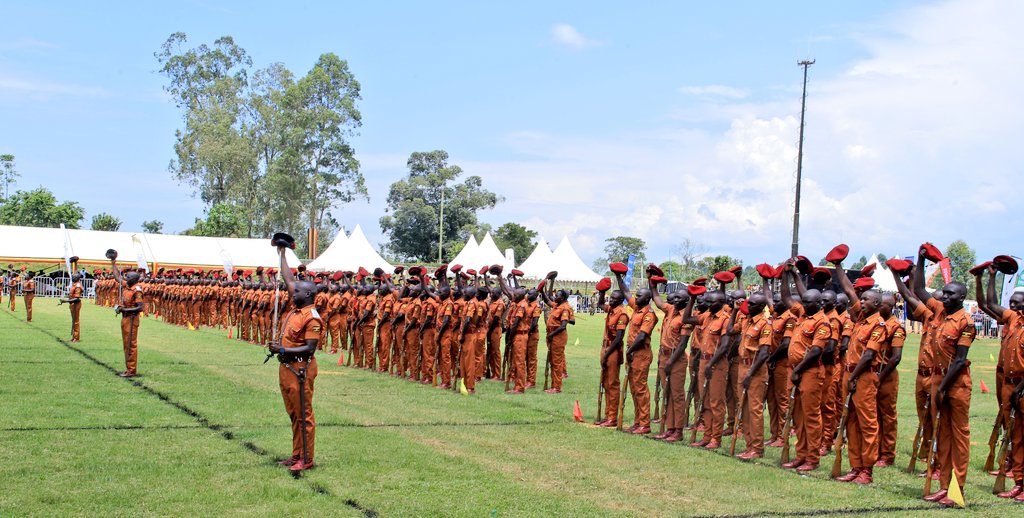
[1,277,96,299]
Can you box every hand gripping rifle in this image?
[993,402,1018,494]
[905,395,930,474]
[984,404,1007,473]
[831,391,855,479]
[779,385,798,466]
[689,374,713,445]
[729,386,748,456]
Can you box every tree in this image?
[493,223,537,265]
[696,255,741,279]
[183,202,245,237]
[90,213,122,231]
[670,238,707,282]
[658,261,683,280]
[380,150,500,261]
[0,154,18,199]
[141,220,164,234]
[592,236,647,273]
[851,256,868,270]
[931,239,977,297]
[156,33,367,251]
[0,188,84,228]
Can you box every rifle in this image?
[730,386,748,456]
[683,356,698,428]
[653,360,662,423]
[779,385,798,466]
[659,370,671,436]
[923,405,942,497]
[984,405,1007,473]
[433,330,443,387]
[906,396,930,473]
[994,405,1017,494]
[831,392,855,478]
[991,405,1015,493]
[617,361,631,431]
[543,340,552,391]
[689,375,712,444]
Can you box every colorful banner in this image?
[938,258,952,284]
[624,254,637,290]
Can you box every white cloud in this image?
[550,23,599,50]
[476,0,1024,266]
[0,75,108,100]
[679,85,752,99]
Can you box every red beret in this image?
[331,271,344,281]
[860,263,876,277]
[811,267,832,285]
[373,267,384,277]
[466,269,477,276]
[713,271,735,284]
[459,272,470,280]
[358,267,370,277]
[825,244,849,264]
[739,300,750,316]
[408,277,421,285]
[687,285,707,297]
[853,277,875,290]
[756,263,775,279]
[596,278,612,292]
[693,277,708,287]
[609,262,628,274]
[650,275,667,285]
[408,266,423,276]
[266,268,276,276]
[289,268,297,275]
[919,242,944,263]
[994,255,1019,275]
[511,269,524,277]
[393,265,405,274]
[314,278,322,284]
[436,264,448,273]
[256,266,264,272]
[546,270,558,280]
[885,258,913,275]
[646,263,664,277]
[297,265,306,272]
[729,265,742,275]
[794,256,813,275]
[969,261,992,276]
[536,280,546,291]
[450,264,463,273]
[488,264,503,275]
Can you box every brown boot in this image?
[836,468,860,482]
[852,467,873,484]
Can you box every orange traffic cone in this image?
[227,327,232,339]
[573,400,584,422]
[337,352,344,366]
[980,379,990,393]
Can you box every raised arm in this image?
[833,261,858,303]
[912,250,932,303]
[279,250,297,301]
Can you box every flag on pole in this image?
[458,378,469,395]
[624,254,637,290]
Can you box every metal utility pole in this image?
[791,59,814,258]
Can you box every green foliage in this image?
[380,150,500,262]
[141,220,164,234]
[182,202,245,237]
[851,255,868,270]
[930,239,977,297]
[493,222,537,264]
[0,154,17,199]
[155,33,366,249]
[0,187,84,228]
[696,255,740,278]
[89,213,122,232]
[592,236,647,273]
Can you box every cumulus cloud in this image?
[479,0,1024,265]
[550,23,599,50]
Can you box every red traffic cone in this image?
[573,400,584,423]
[337,352,344,366]
[980,379,990,393]
[227,326,232,339]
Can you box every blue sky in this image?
[2,1,1020,267]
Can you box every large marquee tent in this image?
[0,224,301,271]
[305,224,392,272]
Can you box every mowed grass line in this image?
[0,299,1015,516]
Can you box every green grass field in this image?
[0,298,1017,517]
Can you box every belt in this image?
[741,358,755,366]
[700,353,713,361]
[1004,376,1024,385]
[846,364,857,373]
[917,368,932,377]
[281,355,314,363]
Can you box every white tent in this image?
[448,234,479,268]
[517,237,554,278]
[548,236,602,282]
[476,232,514,270]
[0,224,301,269]
[305,224,392,272]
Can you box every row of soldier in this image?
[93,263,576,394]
[594,243,1022,508]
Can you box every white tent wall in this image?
[304,228,349,271]
[0,224,300,269]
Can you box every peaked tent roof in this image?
[306,224,392,272]
[447,235,479,268]
[476,232,514,270]
[548,236,602,282]
[304,227,349,269]
[517,237,554,278]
